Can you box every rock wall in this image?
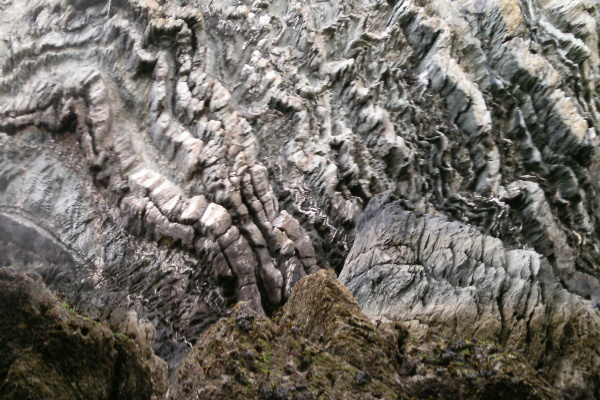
[0,267,167,400]
[1,0,600,390]
[341,193,600,398]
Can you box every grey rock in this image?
[1,0,600,392]
[341,194,600,398]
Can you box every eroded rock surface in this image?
[0,267,167,400]
[170,270,561,400]
[341,193,600,398]
[1,0,600,382]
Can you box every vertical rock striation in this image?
[341,193,600,398]
[0,0,600,392]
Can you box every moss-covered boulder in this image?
[170,270,560,399]
[0,267,167,400]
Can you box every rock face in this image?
[1,0,600,392]
[341,193,600,398]
[170,270,562,400]
[0,267,167,400]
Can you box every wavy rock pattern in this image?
[341,193,600,398]
[1,0,600,383]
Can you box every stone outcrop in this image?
[340,192,600,399]
[0,267,167,400]
[170,270,562,400]
[1,0,600,393]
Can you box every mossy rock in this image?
[170,270,560,400]
[0,267,167,400]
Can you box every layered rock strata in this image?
[341,193,600,398]
[1,0,600,379]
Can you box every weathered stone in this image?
[0,267,167,400]
[217,226,240,250]
[199,203,232,238]
[255,247,283,305]
[170,271,562,400]
[221,240,252,280]
[2,1,600,396]
[273,212,303,241]
[341,193,600,398]
[179,195,208,224]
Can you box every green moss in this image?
[114,332,129,341]
[257,351,272,374]
[169,271,561,400]
[61,301,76,314]
[61,301,93,323]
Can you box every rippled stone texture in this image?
[341,192,600,398]
[1,0,600,386]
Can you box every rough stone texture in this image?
[170,270,562,400]
[1,0,600,384]
[341,192,600,399]
[0,266,167,400]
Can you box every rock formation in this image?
[0,266,167,400]
[341,192,600,398]
[1,0,600,396]
[170,270,562,400]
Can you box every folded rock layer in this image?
[341,193,600,398]
[0,0,600,388]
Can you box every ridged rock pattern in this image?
[341,193,600,398]
[1,0,600,387]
